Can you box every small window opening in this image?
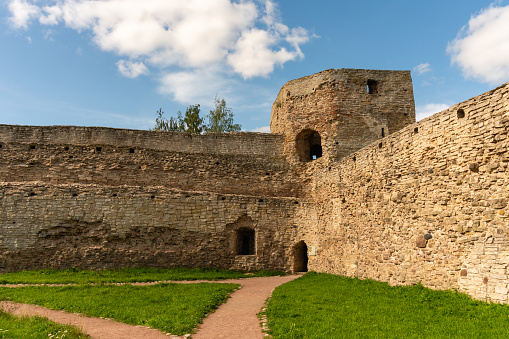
[367,79,379,94]
[296,129,322,162]
[29,145,36,150]
[0,144,3,149]
[96,147,102,152]
[129,148,135,153]
[414,127,419,133]
[150,195,155,199]
[236,228,255,255]
[64,146,69,151]
[353,156,356,162]
[457,109,465,119]
[381,128,385,137]
[378,142,383,149]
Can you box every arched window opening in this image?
[296,129,322,162]
[236,228,255,255]
[293,241,308,272]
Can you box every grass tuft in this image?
[265,272,509,338]
[0,282,239,335]
[0,310,90,338]
[0,267,285,285]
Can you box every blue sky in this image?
[1,0,508,132]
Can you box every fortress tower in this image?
[270,69,415,163]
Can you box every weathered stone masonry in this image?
[1,68,509,304]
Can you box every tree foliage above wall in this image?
[152,97,241,134]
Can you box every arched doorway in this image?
[295,130,322,162]
[293,241,308,272]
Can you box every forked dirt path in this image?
[0,275,300,339]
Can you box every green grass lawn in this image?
[0,282,239,336]
[0,267,283,285]
[0,310,90,339]
[265,272,509,338]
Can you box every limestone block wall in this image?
[270,69,415,163]
[304,81,509,303]
[0,182,298,272]
[0,125,302,198]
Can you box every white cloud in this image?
[158,68,232,104]
[413,63,430,75]
[251,126,270,133]
[8,0,310,86]
[448,4,509,84]
[8,0,40,29]
[416,103,450,121]
[116,60,149,78]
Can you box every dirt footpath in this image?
[0,275,300,339]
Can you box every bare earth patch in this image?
[0,275,300,339]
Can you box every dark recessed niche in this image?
[457,109,465,119]
[378,142,383,149]
[64,146,69,151]
[138,166,142,169]
[69,156,73,159]
[367,79,379,94]
[215,162,220,165]
[129,148,135,153]
[429,169,433,174]
[381,128,385,137]
[353,156,356,162]
[29,145,36,150]
[112,194,117,197]
[12,221,15,224]
[185,195,190,198]
[150,195,155,199]
[294,201,299,204]
[221,197,226,201]
[342,198,346,203]
[258,199,264,203]
[0,144,3,149]
[265,172,270,176]
[29,192,35,196]
[72,193,78,197]
[29,162,35,166]
[414,127,419,133]
[328,167,332,171]
[96,147,102,152]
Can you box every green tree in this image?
[151,108,183,131]
[205,97,241,133]
[182,104,205,134]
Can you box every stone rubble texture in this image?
[1,68,509,303]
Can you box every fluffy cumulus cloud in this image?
[8,0,40,29]
[116,60,150,78]
[413,63,430,75]
[251,126,270,133]
[448,4,509,84]
[416,103,450,121]
[8,0,310,101]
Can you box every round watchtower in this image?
[270,69,415,163]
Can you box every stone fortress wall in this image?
[300,81,509,303]
[1,68,509,304]
[0,125,303,271]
